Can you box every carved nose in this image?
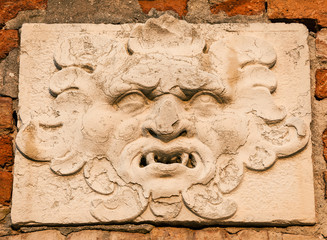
[143,97,189,142]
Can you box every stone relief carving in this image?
[14,15,313,224]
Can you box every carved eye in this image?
[191,92,221,105]
[190,92,221,115]
[116,92,147,114]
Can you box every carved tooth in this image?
[146,153,155,165]
[181,153,189,165]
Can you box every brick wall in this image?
[1,0,327,239]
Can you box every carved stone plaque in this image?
[12,15,315,225]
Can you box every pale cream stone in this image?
[12,15,314,226]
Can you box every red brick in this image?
[0,135,13,168]
[150,227,193,240]
[0,97,13,131]
[0,0,47,25]
[267,0,327,27]
[138,0,188,17]
[0,30,19,60]
[193,228,231,240]
[238,230,269,240]
[110,231,149,240]
[210,0,265,16]
[0,171,13,206]
[315,69,327,99]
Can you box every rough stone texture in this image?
[0,97,13,131]
[138,0,188,17]
[0,230,65,240]
[0,135,13,168]
[238,230,269,240]
[0,0,47,25]
[316,29,327,59]
[210,0,265,16]
[110,231,150,240]
[0,30,18,60]
[12,16,314,226]
[4,10,46,30]
[67,230,111,240]
[323,128,327,162]
[0,207,10,221]
[282,234,321,240]
[315,69,327,99]
[0,171,13,206]
[150,228,192,240]
[267,0,327,27]
[193,228,231,240]
[45,0,147,24]
[0,49,19,98]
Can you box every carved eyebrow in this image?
[105,80,158,103]
[177,71,227,100]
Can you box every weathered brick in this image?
[110,231,149,240]
[0,230,65,240]
[267,0,327,27]
[323,128,327,163]
[0,0,47,25]
[0,30,18,59]
[210,0,265,16]
[193,228,231,240]
[0,206,10,221]
[0,135,13,168]
[150,227,193,240]
[238,230,269,240]
[282,234,321,240]
[0,48,19,99]
[0,98,12,131]
[0,171,13,206]
[138,0,188,17]
[316,29,327,58]
[0,97,13,131]
[67,230,111,240]
[315,69,327,99]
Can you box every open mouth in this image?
[139,151,197,168]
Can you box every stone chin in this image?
[115,137,216,199]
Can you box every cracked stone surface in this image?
[12,15,315,226]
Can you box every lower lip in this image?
[145,162,187,177]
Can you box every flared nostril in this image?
[148,129,158,138]
[179,130,187,137]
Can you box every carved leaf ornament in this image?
[16,15,309,222]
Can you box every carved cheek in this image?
[114,118,141,141]
[195,113,248,156]
[82,105,116,143]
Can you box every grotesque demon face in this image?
[16,15,309,222]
